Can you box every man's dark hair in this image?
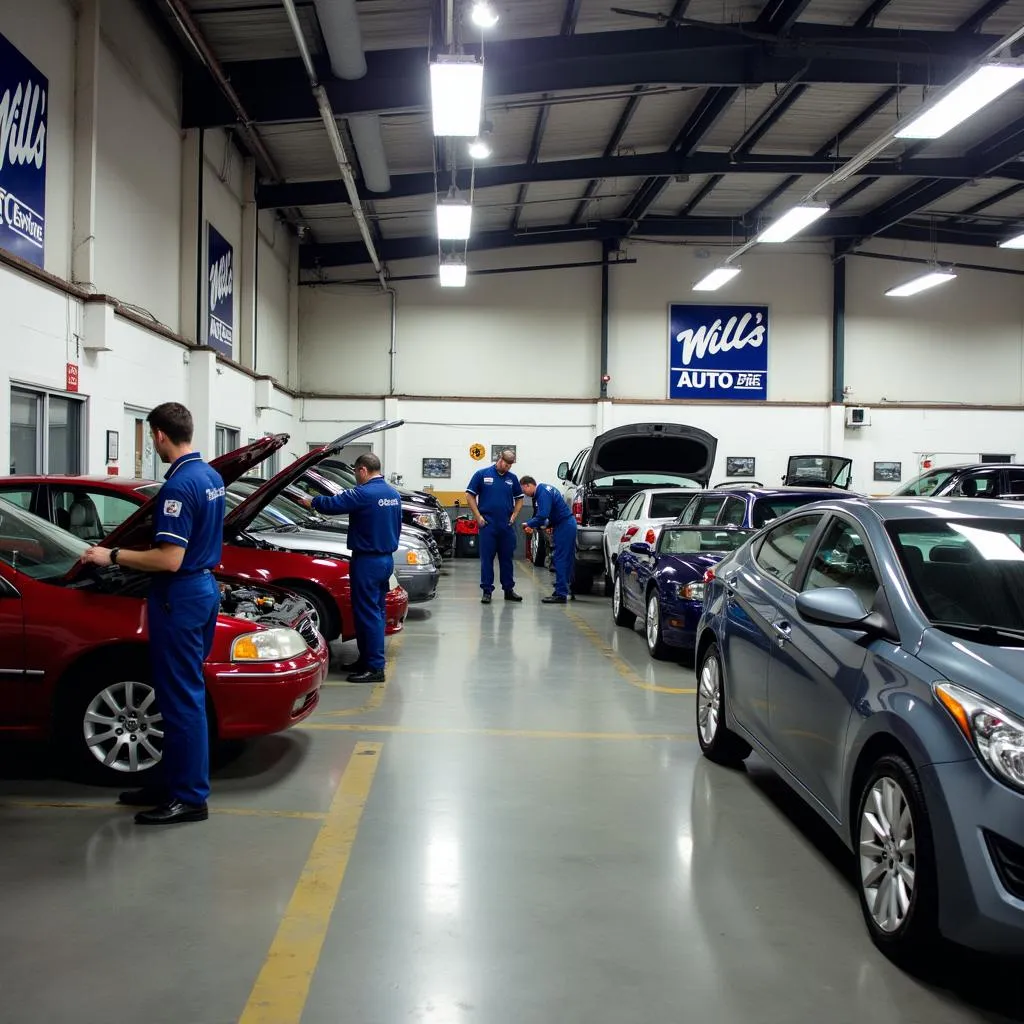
[519,475,536,486]
[355,452,382,474]
[147,402,193,445]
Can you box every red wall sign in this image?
[66,363,79,392]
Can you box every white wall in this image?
[256,209,293,383]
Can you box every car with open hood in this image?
[0,421,410,643]
[0,494,327,785]
[782,455,853,489]
[558,422,718,594]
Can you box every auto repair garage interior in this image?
[5,0,1024,1018]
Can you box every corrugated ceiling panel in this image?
[369,194,434,218]
[922,91,1024,158]
[974,187,1024,221]
[484,104,545,165]
[799,0,870,24]
[584,176,647,219]
[310,218,365,245]
[921,178,1024,215]
[192,5,322,62]
[984,0,1024,33]
[873,0,975,30]
[378,212,434,239]
[829,88,929,155]
[682,0,764,22]
[538,98,624,161]
[518,199,582,227]
[690,174,794,215]
[357,0,434,50]
[260,123,341,180]
[616,89,703,153]
[379,116,434,174]
[697,87,778,152]
[750,85,892,155]
[576,0,676,33]
[744,174,828,221]
[646,176,714,215]
[826,176,910,215]
[472,0,563,40]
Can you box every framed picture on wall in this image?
[873,461,902,482]
[726,456,756,477]
[491,444,517,463]
[422,457,452,479]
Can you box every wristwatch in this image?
[110,547,120,565]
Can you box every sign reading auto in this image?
[207,223,234,358]
[668,303,768,401]
[0,33,48,268]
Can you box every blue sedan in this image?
[695,496,1024,959]
[612,525,753,658]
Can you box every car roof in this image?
[2,474,160,487]
[861,497,1024,521]
[707,486,854,498]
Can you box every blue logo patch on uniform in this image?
[163,499,182,517]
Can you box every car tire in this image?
[645,590,671,660]
[531,530,546,567]
[287,583,339,642]
[574,567,595,595]
[603,574,614,598]
[696,643,752,767]
[854,754,939,962]
[59,656,165,785]
[612,572,636,627]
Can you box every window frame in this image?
[752,512,827,593]
[717,495,747,527]
[799,513,882,607]
[9,383,87,476]
[215,424,241,457]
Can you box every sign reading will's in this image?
[668,303,769,401]
[0,32,48,268]
[207,223,234,358]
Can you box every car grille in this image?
[297,614,322,650]
[984,830,1024,900]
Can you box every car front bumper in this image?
[396,564,439,603]
[386,585,409,633]
[920,757,1024,954]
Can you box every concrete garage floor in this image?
[0,561,1021,1023]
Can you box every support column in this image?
[831,249,846,405]
[188,348,217,457]
[71,0,100,290]
[239,157,258,369]
[287,236,300,389]
[179,129,203,343]
[382,396,401,480]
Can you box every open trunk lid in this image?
[588,422,718,486]
[784,455,853,489]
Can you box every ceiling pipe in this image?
[312,0,391,193]
[281,0,387,288]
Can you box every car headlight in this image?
[406,548,431,565]
[671,581,704,601]
[412,513,434,529]
[935,682,1024,792]
[231,627,308,661]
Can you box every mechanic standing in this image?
[519,476,577,604]
[466,448,525,604]
[298,453,402,682]
[80,402,225,826]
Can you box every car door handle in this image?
[772,620,792,644]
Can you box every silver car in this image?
[696,496,1024,959]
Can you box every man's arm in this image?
[525,488,551,530]
[307,489,364,515]
[466,493,486,525]
[81,543,185,572]
[510,495,524,526]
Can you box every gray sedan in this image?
[695,496,1024,960]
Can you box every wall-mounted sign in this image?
[668,303,768,401]
[65,363,79,393]
[469,443,486,461]
[0,33,48,268]
[206,223,234,358]
[422,457,451,479]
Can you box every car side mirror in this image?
[557,461,569,481]
[629,542,653,555]
[796,587,891,637]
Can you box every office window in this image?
[215,425,240,456]
[9,386,84,474]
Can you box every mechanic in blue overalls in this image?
[298,453,402,682]
[519,476,577,604]
[81,402,225,826]
[466,448,525,604]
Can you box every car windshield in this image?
[659,527,753,555]
[752,495,831,528]
[891,468,960,497]
[593,474,701,489]
[887,518,1024,634]
[316,463,357,489]
[0,496,89,581]
[649,492,698,518]
[226,482,325,532]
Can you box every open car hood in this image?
[224,419,405,535]
[784,455,853,489]
[589,422,718,486]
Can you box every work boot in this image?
[347,669,385,683]
[481,591,492,604]
[542,594,568,604]
[504,590,523,602]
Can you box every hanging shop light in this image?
[436,197,473,240]
[756,203,830,243]
[471,1,499,28]
[998,230,1024,249]
[885,268,957,297]
[429,56,484,137]
[439,254,468,287]
[468,137,492,160]
[692,265,742,291]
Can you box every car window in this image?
[676,495,701,524]
[693,495,726,525]
[0,487,33,511]
[950,471,1000,498]
[754,514,822,588]
[1005,470,1024,496]
[659,527,754,555]
[619,494,641,521]
[51,487,141,542]
[649,491,699,519]
[0,496,88,580]
[570,449,588,482]
[718,496,746,527]
[751,495,832,528]
[803,518,880,609]
[892,468,959,496]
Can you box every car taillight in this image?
[623,525,638,540]
[703,568,716,584]
[573,498,583,523]
[645,529,656,544]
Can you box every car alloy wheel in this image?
[697,655,721,745]
[695,643,751,766]
[613,575,622,617]
[859,776,916,934]
[612,572,636,627]
[83,679,164,774]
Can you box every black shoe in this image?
[118,786,168,807]
[134,800,208,825]
[481,592,492,604]
[542,594,568,604]
[504,590,524,602]
[347,669,385,683]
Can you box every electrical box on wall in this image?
[845,406,870,428]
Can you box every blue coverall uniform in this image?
[311,476,402,671]
[149,452,225,806]
[467,463,524,595]
[525,483,577,598]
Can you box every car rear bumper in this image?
[920,757,1024,953]
[575,526,604,567]
[385,586,409,633]
[208,647,327,738]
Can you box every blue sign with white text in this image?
[668,303,769,401]
[207,223,234,358]
[0,33,48,268]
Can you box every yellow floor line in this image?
[302,722,694,741]
[239,741,383,1024]
[0,800,326,821]
[320,634,402,709]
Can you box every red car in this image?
[0,423,410,644]
[0,495,327,784]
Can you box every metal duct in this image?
[313,0,391,194]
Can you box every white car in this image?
[602,487,699,574]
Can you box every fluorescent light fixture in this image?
[896,63,1024,140]
[429,58,484,137]
[471,1,499,27]
[885,269,957,297]
[439,257,467,288]
[756,203,829,243]
[998,231,1024,249]
[468,138,492,160]
[436,199,472,240]
[693,265,741,291]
